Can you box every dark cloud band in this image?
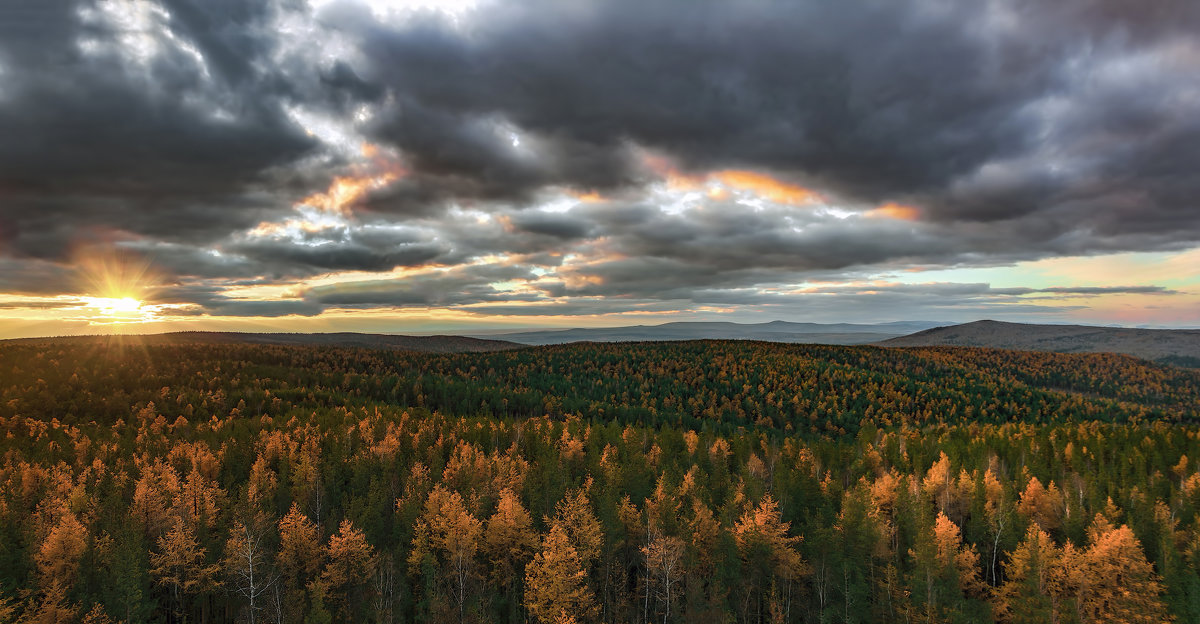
[0,0,1196,321]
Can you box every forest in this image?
[0,338,1198,623]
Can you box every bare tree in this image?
[373,554,396,624]
[224,521,278,624]
[642,529,684,624]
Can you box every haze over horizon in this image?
[3,0,1200,339]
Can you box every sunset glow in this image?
[869,202,922,221]
[83,296,143,315]
[710,170,823,205]
[301,172,401,216]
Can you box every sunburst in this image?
[72,249,162,324]
[81,296,144,316]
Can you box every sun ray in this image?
[70,248,163,326]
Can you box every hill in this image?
[484,319,944,345]
[2,331,520,353]
[878,319,1200,365]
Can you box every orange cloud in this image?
[707,186,730,200]
[301,172,401,216]
[247,217,336,238]
[868,202,922,221]
[569,190,606,203]
[710,170,821,205]
[640,151,678,178]
[638,151,707,191]
[638,151,822,205]
[297,145,408,216]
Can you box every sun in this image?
[83,296,144,315]
[71,248,163,324]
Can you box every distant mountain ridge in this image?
[480,320,946,345]
[13,321,1197,364]
[878,320,1200,365]
[3,331,520,353]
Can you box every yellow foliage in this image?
[524,523,595,624]
[35,512,88,590]
[278,503,323,582]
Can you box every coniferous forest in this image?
[1,339,1199,623]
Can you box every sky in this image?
[1,0,1199,338]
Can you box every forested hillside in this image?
[879,320,1200,366]
[1,340,1198,623]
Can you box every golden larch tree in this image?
[525,523,596,624]
[733,494,808,622]
[932,513,984,598]
[414,485,483,621]
[550,485,604,570]
[34,511,88,591]
[995,525,1060,624]
[321,518,377,617]
[485,488,538,602]
[150,517,220,622]
[1074,517,1171,624]
[277,503,323,583]
[1017,477,1064,533]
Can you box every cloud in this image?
[339,0,1200,245]
[0,300,79,311]
[1,0,1199,325]
[0,0,316,260]
[302,263,538,307]
[998,285,1178,296]
[506,212,593,240]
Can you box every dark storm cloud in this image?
[576,202,955,276]
[0,0,316,260]
[2,0,1199,319]
[336,0,1200,244]
[339,0,1039,199]
[0,258,78,296]
[229,238,445,272]
[226,222,450,273]
[155,282,324,317]
[507,212,593,240]
[302,264,538,308]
